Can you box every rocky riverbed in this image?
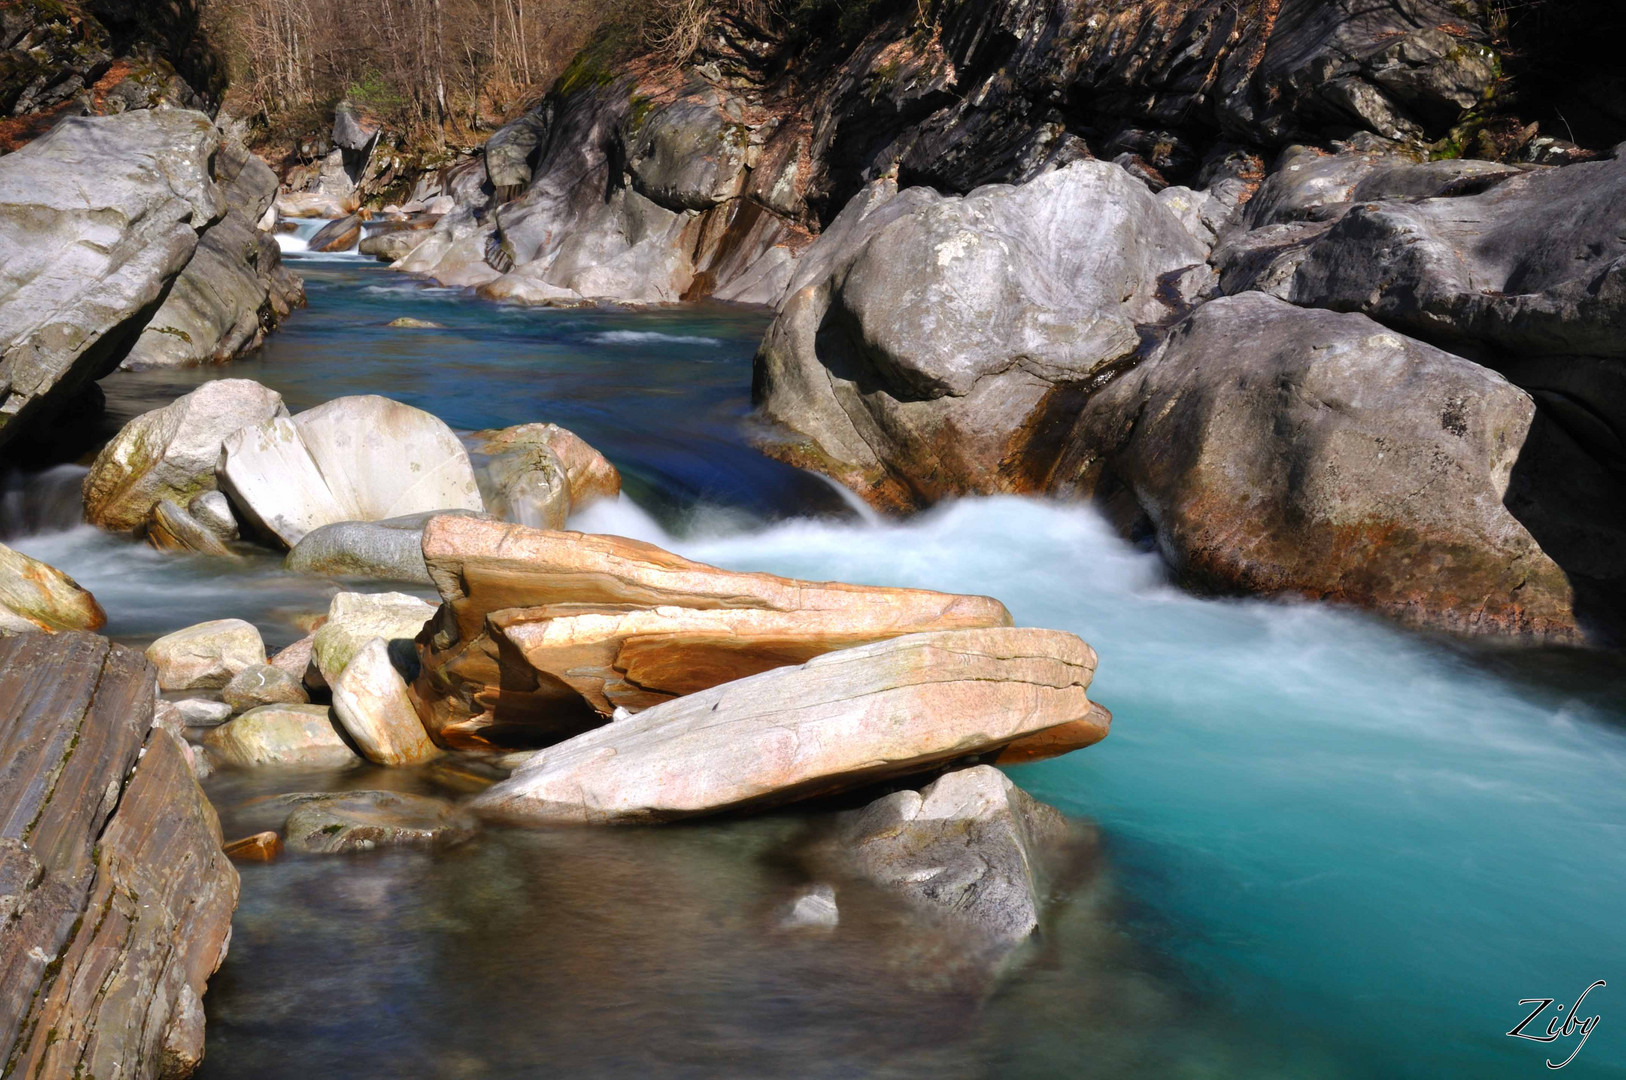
[3,0,1626,1076]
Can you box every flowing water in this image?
[4,250,1624,1078]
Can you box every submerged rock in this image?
[224,831,284,862]
[471,627,1099,825]
[0,632,237,1080]
[82,378,288,532]
[1063,293,1580,640]
[147,618,267,690]
[753,163,1209,509]
[282,790,477,854]
[821,766,1071,944]
[204,703,360,768]
[0,110,222,450]
[218,394,485,547]
[0,541,106,633]
[413,515,1013,748]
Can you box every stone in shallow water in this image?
[286,511,483,584]
[146,617,266,690]
[313,590,439,684]
[471,626,1098,825]
[155,696,235,730]
[826,765,1071,944]
[282,790,478,854]
[83,378,287,532]
[218,394,486,548]
[329,636,441,766]
[222,662,310,713]
[189,490,240,541]
[386,316,442,328]
[781,884,840,930]
[205,703,360,768]
[224,831,284,862]
[148,498,234,556]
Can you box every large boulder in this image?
[816,765,1073,944]
[1289,150,1626,361]
[1061,293,1581,640]
[0,542,106,633]
[311,590,438,683]
[0,110,222,449]
[218,395,485,548]
[83,379,288,532]
[119,138,305,369]
[753,163,1209,509]
[412,515,1014,748]
[146,618,267,691]
[0,633,237,1080]
[471,627,1099,825]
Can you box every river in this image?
[4,247,1624,1078]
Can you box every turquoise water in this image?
[12,256,1626,1077]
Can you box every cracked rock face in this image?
[0,109,223,450]
[752,162,1209,510]
[1059,293,1580,641]
[0,632,237,1080]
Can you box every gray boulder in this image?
[753,162,1209,509]
[204,703,360,768]
[1061,293,1582,641]
[285,510,484,584]
[119,137,305,369]
[1288,150,1626,361]
[221,663,309,713]
[823,766,1071,944]
[484,109,551,191]
[0,110,223,448]
[624,85,749,212]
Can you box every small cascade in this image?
[274,217,328,255]
[0,464,88,540]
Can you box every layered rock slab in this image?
[0,632,237,1079]
[470,627,1096,825]
[413,515,1013,748]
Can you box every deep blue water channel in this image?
[11,254,1626,1078]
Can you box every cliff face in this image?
[0,0,221,154]
[403,0,1595,305]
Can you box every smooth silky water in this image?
[3,253,1623,1078]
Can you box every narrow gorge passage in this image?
[8,254,1623,1080]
